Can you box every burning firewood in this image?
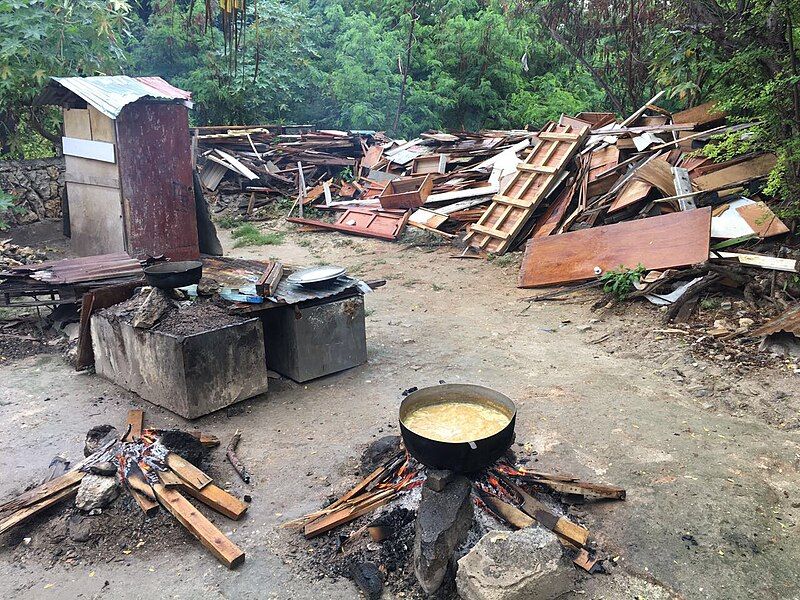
[0,409,249,569]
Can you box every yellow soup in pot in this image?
[403,401,510,443]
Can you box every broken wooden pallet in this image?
[464,119,590,254]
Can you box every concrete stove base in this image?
[91,314,268,419]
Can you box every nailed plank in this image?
[153,484,245,568]
[180,483,249,520]
[519,208,711,288]
[157,468,185,487]
[62,137,116,163]
[465,120,590,254]
[167,454,213,490]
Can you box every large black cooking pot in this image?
[399,384,516,473]
[143,260,203,289]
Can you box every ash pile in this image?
[0,410,250,570]
[287,435,624,600]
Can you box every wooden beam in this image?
[180,483,249,520]
[167,454,213,490]
[303,490,397,539]
[505,480,589,547]
[153,484,245,568]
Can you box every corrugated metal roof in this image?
[45,75,192,119]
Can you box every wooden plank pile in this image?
[0,410,248,569]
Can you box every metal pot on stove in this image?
[399,384,516,473]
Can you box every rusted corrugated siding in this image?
[115,103,199,260]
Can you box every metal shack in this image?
[37,76,199,260]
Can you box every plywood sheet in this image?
[518,208,711,288]
[63,108,91,139]
[671,101,726,127]
[89,106,116,143]
[737,201,789,238]
[64,155,120,189]
[66,182,126,256]
[608,179,652,213]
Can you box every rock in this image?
[84,425,117,457]
[456,527,575,600]
[75,474,120,511]
[360,435,400,474]
[67,515,93,543]
[197,277,220,296]
[131,287,174,329]
[349,561,384,600]
[425,469,455,492]
[413,475,473,594]
[739,317,755,329]
[89,461,117,476]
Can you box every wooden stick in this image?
[180,483,249,520]
[153,484,245,568]
[304,490,397,539]
[503,479,589,547]
[226,430,251,484]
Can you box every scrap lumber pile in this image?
[195,126,387,199]
[0,410,248,569]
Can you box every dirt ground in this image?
[1,219,799,599]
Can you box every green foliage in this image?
[0,190,23,230]
[599,264,646,301]
[216,214,242,229]
[0,0,131,155]
[231,223,284,247]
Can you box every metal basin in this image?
[399,384,516,473]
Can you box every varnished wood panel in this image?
[518,208,711,288]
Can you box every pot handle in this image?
[468,441,477,450]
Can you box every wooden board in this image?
[632,158,675,196]
[153,484,245,568]
[518,208,712,288]
[64,155,121,189]
[0,470,83,515]
[288,208,410,241]
[671,101,726,128]
[124,409,144,441]
[166,454,213,490]
[180,483,249,520]
[88,106,116,143]
[531,178,578,238]
[65,181,126,256]
[694,154,776,190]
[736,201,789,238]
[0,483,80,535]
[62,137,116,163]
[608,179,652,213]
[63,108,92,139]
[465,120,590,254]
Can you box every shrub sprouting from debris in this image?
[231,223,285,247]
[599,264,645,300]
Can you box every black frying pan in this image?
[399,384,516,473]
[143,261,203,289]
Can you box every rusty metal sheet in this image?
[40,76,191,119]
[115,103,199,260]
